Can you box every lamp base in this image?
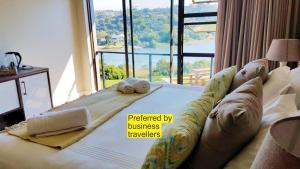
[279,62,287,67]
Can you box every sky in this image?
[93,0,186,11]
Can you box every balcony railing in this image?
[95,51,214,89]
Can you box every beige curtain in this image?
[215,0,300,72]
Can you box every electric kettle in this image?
[4,52,22,69]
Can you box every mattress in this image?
[0,84,203,169]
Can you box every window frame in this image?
[177,0,217,84]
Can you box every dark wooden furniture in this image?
[0,67,53,130]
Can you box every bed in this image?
[0,65,299,169]
[0,84,204,169]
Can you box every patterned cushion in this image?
[202,66,237,103]
[141,92,215,169]
[141,66,237,169]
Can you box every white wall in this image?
[0,0,96,106]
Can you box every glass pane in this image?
[134,54,149,80]
[184,16,217,24]
[172,1,178,55]
[93,0,125,51]
[129,0,174,82]
[171,55,178,84]
[192,0,218,3]
[93,0,127,89]
[183,24,216,53]
[128,53,134,77]
[183,57,212,86]
[100,53,127,88]
[184,0,218,14]
[130,0,171,52]
[151,55,170,83]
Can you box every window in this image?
[177,0,217,85]
[90,0,218,89]
[127,0,174,83]
[92,0,127,88]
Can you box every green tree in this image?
[104,65,126,80]
[94,3,217,48]
[97,31,108,39]
[105,35,112,45]
[183,63,192,74]
[153,59,170,76]
[192,60,210,68]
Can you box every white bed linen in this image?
[0,84,203,169]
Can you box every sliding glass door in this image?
[127,0,176,83]
[177,0,218,85]
[92,0,177,88]
[92,0,128,88]
[91,0,218,89]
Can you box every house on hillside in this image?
[97,38,107,45]
[111,34,124,43]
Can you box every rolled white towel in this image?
[117,80,135,94]
[126,78,150,94]
[35,126,84,137]
[27,107,91,136]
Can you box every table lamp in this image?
[251,116,300,169]
[266,39,300,67]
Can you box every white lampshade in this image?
[266,39,300,62]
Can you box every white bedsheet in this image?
[0,84,203,169]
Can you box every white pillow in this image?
[263,66,291,105]
[289,67,300,109]
[263,94,297,115]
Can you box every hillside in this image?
[94,3,217,49]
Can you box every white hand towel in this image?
[126,78,150,94]
[117,80,135,94]
[27,107,91,136]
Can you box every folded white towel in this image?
[35,126,84,137]
[126,78,150,94]
[27,107,91,136]
[117,81,135,94]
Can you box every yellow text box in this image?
[127,114,173,138]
